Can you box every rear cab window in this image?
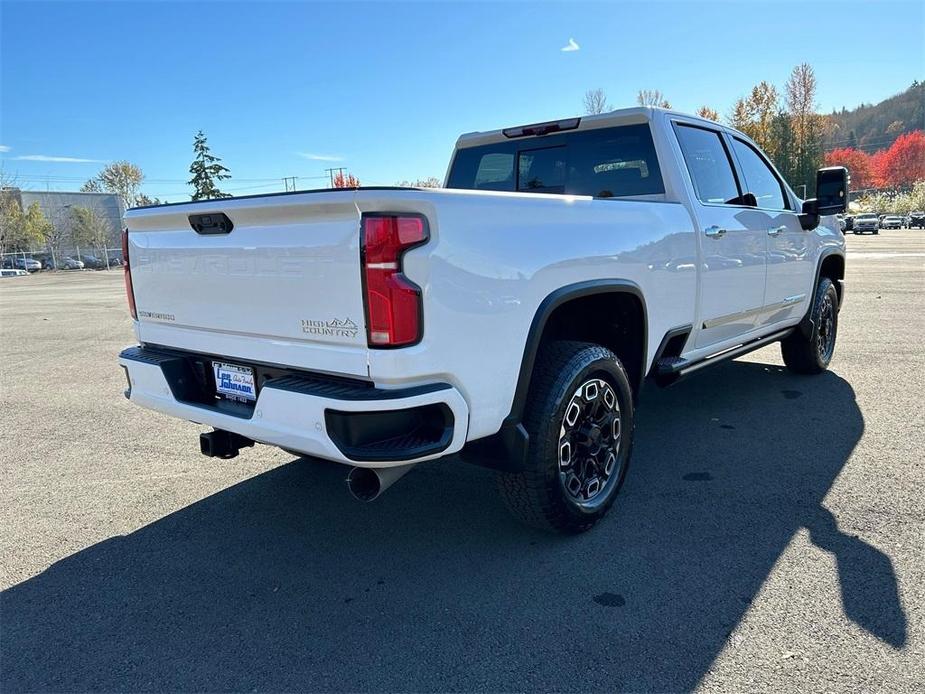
[447,123,665,199]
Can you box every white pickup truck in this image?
[119,107,848,533]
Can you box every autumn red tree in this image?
[824,147,875,190]
[875,130,925,187]
[333,172,360,188]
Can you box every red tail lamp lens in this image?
[361,215,428,347]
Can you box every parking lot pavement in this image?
[1,231,923,693]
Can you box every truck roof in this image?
[455,106,720,149]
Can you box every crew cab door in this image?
[673,122,767,349]
[726,135,813,329]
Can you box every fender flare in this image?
[460,279,647,471]
[799,248,846,339]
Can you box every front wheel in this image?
[497,341,635,533]
[781,277,839,374]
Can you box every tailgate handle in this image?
[189,213,233,234]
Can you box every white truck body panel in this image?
[128,193,369,377]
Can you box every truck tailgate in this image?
[125,192,369,377]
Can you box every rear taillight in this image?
[361,214,429,347]
[121,228,137,319]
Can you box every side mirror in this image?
[798,166,848,230]
[726,192,758,207]
[815,166,849,215]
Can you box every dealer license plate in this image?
[213,362,257,402]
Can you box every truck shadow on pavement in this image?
[1,360,906,692]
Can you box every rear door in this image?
[673,122,767,349]
[126,192,369,376]
[727,135,812,330]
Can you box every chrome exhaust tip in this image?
[346,463,416,502]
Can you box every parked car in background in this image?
[0,268,29,278]
[843,215,854,232]
[13,257,43,272]
[854,213,880,234]
[78,254,106,269]
[880,215,903,230]
[34,254,55,269]
[107,251,124,266]
[61,257,85,270]
[909,211,925,229]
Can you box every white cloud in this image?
[561,38,580,52]
[14,154,103,163]
[0,145,10,153]
[297,152,344,162]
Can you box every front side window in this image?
[674,124,740,205]
[731,138,788,210]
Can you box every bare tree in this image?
[70,206,111,265]
[636,89,671,108]
[583,88,609,115]
[82,161,145,209]
[786,63,824,194]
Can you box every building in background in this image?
[18,190,125,249]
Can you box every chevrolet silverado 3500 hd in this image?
[119,107,848,533]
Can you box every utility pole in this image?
[324,167,346,188]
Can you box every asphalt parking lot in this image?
[1,230,923,692]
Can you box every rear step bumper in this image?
[119,345,469,467]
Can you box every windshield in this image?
[447,124,665,198]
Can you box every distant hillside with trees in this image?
[582,75,924,197]
[824,81,924,153]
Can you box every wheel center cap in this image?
[587,425,603,449]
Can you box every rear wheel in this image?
[781,277,839,374]
[497,341,634,533]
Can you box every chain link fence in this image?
[1,247,123,273]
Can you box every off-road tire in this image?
[497,341,635,533]
[781,277,839,374]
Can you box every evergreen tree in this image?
[771,109,797,189]
[188,130,232,200]
[847,130,858,149]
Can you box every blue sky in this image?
[1,0,922,202]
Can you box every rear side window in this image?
[447,123,664,198]
[674,124,740,205]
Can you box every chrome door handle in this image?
[767,225,787,237]
[704,225,726,239]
